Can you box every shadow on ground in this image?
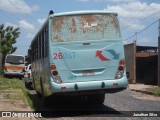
[27,90,123,118]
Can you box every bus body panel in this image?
[50,41,124,83]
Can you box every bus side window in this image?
[42,30,45,58]
[33,42,36,61]
[38,35,40,59]
[36,38,38,60]
[40,34,42,59]
[45,27,48,58]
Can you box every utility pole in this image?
[158,19,160,87]
[133,32,137,83]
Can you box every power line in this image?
[122,12,159,31]
[8,0,38,22]
[7,1,40,36]
[124,19,159,41]
[122,0,155,30]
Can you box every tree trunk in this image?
[0,52,3,75]
[0,33,2,75]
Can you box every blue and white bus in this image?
[30,10,128,105]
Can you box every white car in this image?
[24,64,33,89]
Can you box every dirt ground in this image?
[0,89,36,120]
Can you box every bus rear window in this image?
[51,14,121,42]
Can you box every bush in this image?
[0,69,3,76]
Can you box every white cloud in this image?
[19,20,37,38]
[37,18,46,25]
[77,0,90,2]
[137,38,148,44]
[78,0,138,2]
[26,33,35,38]
[19,20,35,32]
[4,22,18,28]
[105,2,160,18]
[137,38,158,46]
[0,0,39,13]
[105,1,160,30]
[120,18,146,31]
[128,24,145,31]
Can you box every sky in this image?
[0,0,160,55]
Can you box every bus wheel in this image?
[87,94,105,105]
[3,75,7,78]
[40,78,50,107]
[32,78,36,90]
[25,82,32,90]
[36,91,42,98]
[19,76,23,80]
[25,82,29,88]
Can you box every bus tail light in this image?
[50,65,62,84]
[115,59,125,79]
[50,65,56,71]
[118,66,124,71]
[119,59,125,66]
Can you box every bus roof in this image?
[50,10,118,17]
[6,54,24,57]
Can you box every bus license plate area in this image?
[13,70,17,72]
[82,70,95,76]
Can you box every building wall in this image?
[124,43,136,83]
[136,56,158,85]
[125,43,158,85]
[158,37,160,86]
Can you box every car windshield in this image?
[51,14,121,42]
[6,56,24,64]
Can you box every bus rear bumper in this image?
[50,76,128,95]
[4,71,24,77]
[54,87,126,96]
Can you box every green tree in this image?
[0,24,20,74]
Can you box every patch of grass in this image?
[150,88,160,96]
[0,69,3,76]
[20,83,37,109]
[0,77,35,109]
[0,77,22,90]
[3,92,24,100]
[147,87,160,96]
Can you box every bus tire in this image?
[25,82,32,90]
[25,82,29,88]
[19,76,23,80]
[33,78,42,97]
[40,78,50,107]
[32,77,36,90]
[87,94,105,105]
[36,91,42,98]
[3,75,6,78]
